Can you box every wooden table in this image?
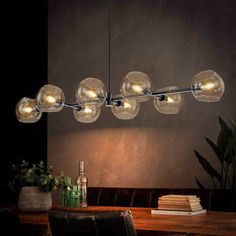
[18,206,236,235]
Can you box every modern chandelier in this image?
[15,1,225,124]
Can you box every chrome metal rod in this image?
[63,103,81,110]
[63,87,202,108]
[111,87,201,102]
[111,93,146,102]
[152,87,193,96]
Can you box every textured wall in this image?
[48,0,236,191]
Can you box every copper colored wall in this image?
[48,0,236,190]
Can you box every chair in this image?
[48,209,137,236]
[0,206,26,236]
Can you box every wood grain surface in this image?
[19,206,236,235]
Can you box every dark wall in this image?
[1,0,47,203]
[48,0,236,195]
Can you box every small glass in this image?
[70,186,80,207]
[61,186,80,207]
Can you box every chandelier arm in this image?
[66,85,201,109]
[63,103,82,110]
[110,87,202,102]
[111,93,149,102]
[152,87,200,96]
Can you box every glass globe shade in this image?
[191,70,225,102]
[120,71,152,102]
[153,86,184,114]
[111,98,140,120]
[73,104,101,123]
[16,97,42,123]
[76,77,106,107]
[36,84,65,112]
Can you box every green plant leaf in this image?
[194,117,236,191]
[224,136,235,163]
[205,137,223,163]
[230,119,236,130]
[8,159,73,193]
[54,176,60,186]
[195,177,205,189]
[217,117,231,157]
[194,150,221,183]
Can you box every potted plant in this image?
[8,160,71,212]
[194,117,236,211]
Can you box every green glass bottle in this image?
[74,185,80,207]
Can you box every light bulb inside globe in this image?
[131,84,144,93]
[191,70,224,102]
[111,98,140,120]
[85,90,97,99]
[36,84,65,112]
[76,77,106,107]
[120,71,152,102]
[16,97,42,123]
[153,86,184,114]
[166,97,175,103]
[22,106,33,113]
[45,95,57,104]
[73,104,101,123]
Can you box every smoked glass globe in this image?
[120,71,152,102]
[111,98,140,120]
[16,97,42,123]
[36,84,65,112]
[191,70,225,102]
[76,77,106,107]
[73,104,101,123]
[153,86,183,114]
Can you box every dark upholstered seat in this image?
[87,187,213,209]
[48,209,137,236]
[0,206,26,236]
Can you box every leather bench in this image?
[87,187,235,211]
[87,187,212,210]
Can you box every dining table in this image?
[18,206,236,235]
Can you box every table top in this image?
[18,206,236,235]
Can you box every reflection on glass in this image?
[16,97,42,123]
[120,71,152,102]
[76,77,106,107]
[154,86,183,114]
[36,84,65,112]
[73,104,101,123]
[111,98,140,120]
[191,70,224,102]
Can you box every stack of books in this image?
[151,194,206,215]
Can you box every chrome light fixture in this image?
[15,1,225,124]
